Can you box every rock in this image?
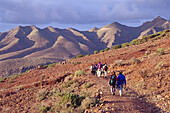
[64,76,71,83]
[37,65,43,69]
[105,111,111,113]
[157,95,162,99]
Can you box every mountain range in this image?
[0,16,169,61]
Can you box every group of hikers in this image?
[90,62,126,97]
[90,62,108,77]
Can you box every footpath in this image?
[85,73,161,113]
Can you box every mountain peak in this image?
[89,27,99,32]
[152,16,166,22]
[103,22,125,29]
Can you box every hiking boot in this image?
[113,93,115,95]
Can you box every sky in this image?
[0,0,170,32]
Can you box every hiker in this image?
[117,71,126,97]
[90,64,96,75]
[103,63,108,77]
[97,62,102,77]
[109,72,117,95]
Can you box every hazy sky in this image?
[0,0,170,32]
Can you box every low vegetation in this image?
[83,82,94,89]
[94,50,99,54]
[36,89,49,101]
[0,77,7,83]
[156,48,165,55]
[39,104,51,113]
[75,70,85,76]
[7,73,21,83]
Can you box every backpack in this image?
[92,66,96,71]
[104,65,108,71]
[109,75,116,85]
[98,63,102,69]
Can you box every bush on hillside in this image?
[83,82,94,89]
[155,61,165,70]
[72,61,81,65]
[80,97,98,109]
[85,54,90,56]
[112,45,121,49]
[129,39,143,45]
[0,77,7,83]
[36,89,49,101]
[104,48,110,52]
[100,50,104,53]
[75,70,85,76]
[156,48,165,55]
[71,57,76,59]
[55,93,85,112]
[94,50,99,54]
[76,54,84,58]
[121,42,129,48]
[39,104,51,113]
[128,57,141,65]
[7,73,21,83]
[47,63,56,67]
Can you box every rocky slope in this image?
[0,31,169,112]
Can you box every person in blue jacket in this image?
[117,71,126,96]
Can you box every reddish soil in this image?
[0,38,169,113]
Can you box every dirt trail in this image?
[86,73,161,113]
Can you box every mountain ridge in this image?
[0,16,169,61]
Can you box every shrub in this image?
[104,48,110,52]
[111,60,128,67]
[94,50,98,54]
[76,54,84,58]
[75,70,85,76]
[47,63,56,67]
[156,48,165,55]
[72,62,81,65]
[62,93,84,108]
[0,77,7,83]
[39,104,51,113]
[100,50,104,53]
[80,97,98,109]
[71,57,76,59]
[121,42,129,48]
[63,80,74,88]
[155,61,165,70]
[142,36,148,40]
[128,57,141,65]
[112,45,121,49]
[83,82,94,89]
[36,89,49,101]
[16,85,24,92]
[7,74,21,83]
[55,93,85,112]
[42,65,48,68]
[130,39,143,45]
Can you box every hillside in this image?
[0,31,169,112]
